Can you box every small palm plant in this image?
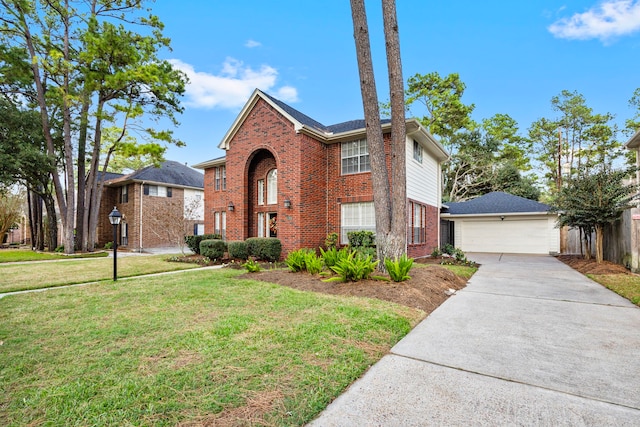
[384,254,414,282]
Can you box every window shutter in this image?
[167,187,172,198]
[143,184,149,195]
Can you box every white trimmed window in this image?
[257,179,264,205]
[266,169,277,205]
[341,202,375,244]
[257,212,265,237]
[143,184,171,197]
[410,202,426,244]
[413,140,423,163]
[341,139,370,175]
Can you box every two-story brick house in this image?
[100,160,205,251]
[193,89,448,258]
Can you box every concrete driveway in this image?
[309,253,640,426]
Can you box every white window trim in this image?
[341,202,376,244]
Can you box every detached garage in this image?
[441,192,560,255]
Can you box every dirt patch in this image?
[557,255,631,275]
[237,264,468,313]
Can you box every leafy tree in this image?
[350,0,407,266]
[529,90,622,194]
[0,98,58,249]
[492,163,540,201]
[444,130,496,201]
[0,188,24,244]
[555,167,637,263]
[0,0,187,254]
[405,71,475,142]
[482,113,532,171]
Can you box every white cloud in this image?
[548,0,640,42]
[245,39,262,48]
[170,58,299,109]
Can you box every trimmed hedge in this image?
[245,237,282,262]
[185,234,222,255]
[199,239,227,260]
[227,240,249,260]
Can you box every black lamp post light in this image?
[108,206,122,281]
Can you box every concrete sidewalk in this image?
[309,253,640,426]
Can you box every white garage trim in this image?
[448,214,559,254]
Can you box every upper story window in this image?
[143,184,172,198]
[413,140,423,163]
[120,185,128,203]
[266,169,277,205]
[215,166,226,191]
[341,139,370,175]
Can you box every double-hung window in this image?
[266,169,277,205]
[341,202,375,244]
[413,140,423,163]
[341,139,370,175]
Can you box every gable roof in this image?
[105,160,204,189]
[194,88,448,169]
[444,192,552,215]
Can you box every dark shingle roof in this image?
[121,160,204,188]
[262,92,329,132]
[99,171,125,182]
[262,91,391,135]
[445,192,551,215]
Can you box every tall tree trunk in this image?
[350,0,392,265]
[43,193,58,251]
[76,98,91,251]
[383,0,407,259]
[595,224,604,263]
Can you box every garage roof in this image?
[444,192,552,215]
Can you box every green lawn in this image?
[0,254,199,293]
[0,248,109,263]
[0,268,424,426]
[588,273,640,305]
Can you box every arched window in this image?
[266,169,277,205]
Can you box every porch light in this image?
[228,201,235,212]
[284,199,292,209]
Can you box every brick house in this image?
[100,160,205,251]
[193,89,448,258]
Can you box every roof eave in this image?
[441,211,556,218]
[192,157,226,169]
[625,128,640,149]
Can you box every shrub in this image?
[320,246,353,268]
[286,248,311,272]
[325,250,379,282]
[242,258,262,273]
[185,234,222,255]
[355,246,377,260]
[347,230,375,248]
[384,254,414,282]
[442,243,456,256]
[304,251,324,275]
[104,241,113,250]
[324,232,339,249]
[431,247,442,257]
[246,237,282,262]
[199,239,227,260]
[228,241,248,260]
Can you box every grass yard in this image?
[0,249,108,263]
[0,268,423,426]
[588,273,640,305]
[0,254,200,293]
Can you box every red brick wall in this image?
[201,97,441,258]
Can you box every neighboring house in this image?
[441,192,560,255]
[100,160,205,251]
[193,89,449,258]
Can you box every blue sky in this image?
[150,0,640,168]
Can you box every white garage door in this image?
[460,219,550,254]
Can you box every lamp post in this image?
[108,206,122,281]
